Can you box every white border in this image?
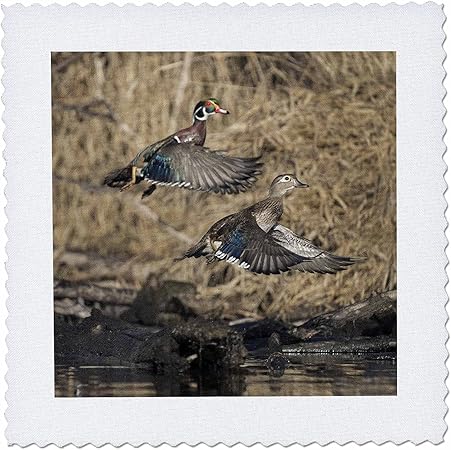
[3,3,447,446]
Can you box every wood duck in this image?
[104,98,231,194]
[178,174,364,275]
[137,143,262,196]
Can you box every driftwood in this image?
[54,298,93,319]
[262,291,397,373]
[54,279,137,319]
[53,277,200,323]
[278,335,396,355]
[54,279,136,305]
[293,290,396,340]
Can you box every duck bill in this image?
[215,108,230,115]
[295,180,309,188]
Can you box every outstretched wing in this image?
[140,144,262,194]
[213,219,306,274]
[131,135,179,166]
[271,224,364,274]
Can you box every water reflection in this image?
[55,354,396,397]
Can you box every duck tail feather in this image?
[175,239,208,262]
[103,165,133,188]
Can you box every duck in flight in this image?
[104,98,262,197]
[178,174,365,275]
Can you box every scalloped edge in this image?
[3,2,448,446]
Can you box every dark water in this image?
[55,354,396,397]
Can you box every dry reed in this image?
[52,52,396,320]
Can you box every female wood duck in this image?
[178,174,364,275]
[104,98,242,195]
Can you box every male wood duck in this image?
[136,143,262,196]
[104,98,233,194]
[178,174,364,275]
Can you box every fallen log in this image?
[264,291,397,372]
[54,298,92,319]
[54,279,136,306]
[280,335,396,355]
[293,290,396,340]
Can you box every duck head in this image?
[269,174,309,197]
[193,98,229,122]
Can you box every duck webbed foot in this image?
[141,185,157,199]
[206,254,217,265]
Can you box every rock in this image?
[266,352,289,378]
[172,318,247,370]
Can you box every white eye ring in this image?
[283,176,291,182]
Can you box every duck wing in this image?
[131,135,179,166]
[104,135,178,188]
[212,217,306,274]
[140,144,262,194]
[271,224,365,274]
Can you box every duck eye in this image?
[283,176,291,182]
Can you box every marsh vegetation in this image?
[53,52,396,396]
[52,51,396,320]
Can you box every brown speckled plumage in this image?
[179,174,365,275]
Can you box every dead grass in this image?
[52,52,396,320]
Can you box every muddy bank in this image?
[55,280,396,383]
[54,309,187,372]
[54,311,247,375]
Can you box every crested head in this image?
[269,174,309,197]
[192,98,229,122]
